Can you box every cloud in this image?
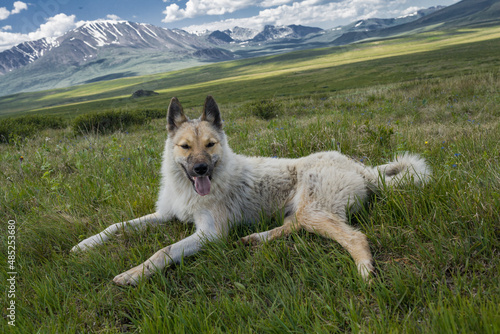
[29,13,78,40]
[106,14,122,21]
[1,25,12,31]
[0,13,79,51]
[0,8,10,21]
[181,0,431,32]
[11,1,28,15]
[260,0,294,6]
[0,1,28,20]
[163,0,271,23]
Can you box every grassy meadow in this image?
[1,27,500,333]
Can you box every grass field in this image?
[1,27,500,333]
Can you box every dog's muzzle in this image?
[180,163,212,196]
[192,163,211,196]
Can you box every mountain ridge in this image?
[0,0,498,97]
[332,0,500,45]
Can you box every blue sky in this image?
[0,0,460,51]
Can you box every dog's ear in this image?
[167,97,188,133]
[201,95,222,130]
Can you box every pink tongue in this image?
[194,176,211,196]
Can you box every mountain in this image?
[206,25,322,45]
[0,20,230,75]
[332,0,500,45]
[206,7,444,53]
[0,1,495,97]
[338,7,445,33]
[207,30,235,45]
[252,25,323,42]
[0,38,59,75]
[0,20,235,95]
[226,27,260,42]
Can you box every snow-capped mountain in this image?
[226,27,260,42]
[0,20,231,75]
[338,6,446,33]
[0,38,59,74]
[252,25,323,42]
[70,21,207,51]
[207,25,322,45]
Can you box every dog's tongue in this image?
[194,176,211,196]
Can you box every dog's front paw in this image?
[71,235,102,253]
[357,261,374,281]
[113,264,151,286]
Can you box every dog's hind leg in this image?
[240,207,373,280]
[298,207,374,280]
[71,212,167,252]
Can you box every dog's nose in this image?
[193,163,209,175]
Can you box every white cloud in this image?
[29,13,78,40]
[1,25,12,31]
[11,1,28,15]
[106,14,122,21]
[259,0,293,7]
[0,8,10,20]
[0,1,28,20]
[0,13,79,51]
[163,0,266,23]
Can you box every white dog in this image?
[72,96,431,286]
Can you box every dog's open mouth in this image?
[193,176,211,196]
[180,164,213,196]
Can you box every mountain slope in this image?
[0,20,233,95]
[0,38,59,75]
[333,0,500,45]
[0,21,229,75]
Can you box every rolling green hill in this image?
[1,25,500,118]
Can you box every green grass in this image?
[1,25,500,333]
[1,70,499,333]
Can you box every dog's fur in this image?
[72,96,431,286]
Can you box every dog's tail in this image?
[369,152,431,188]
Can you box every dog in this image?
[72,96,431,286]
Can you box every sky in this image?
[0,0,461,51]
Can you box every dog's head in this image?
[167,96,224,196]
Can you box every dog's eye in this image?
[206,142,216,148]
[180,144,190,150]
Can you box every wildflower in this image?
[454,153,461,157]
[452,164,458,168]
[425,141,428,145]
[20,156,24,163]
